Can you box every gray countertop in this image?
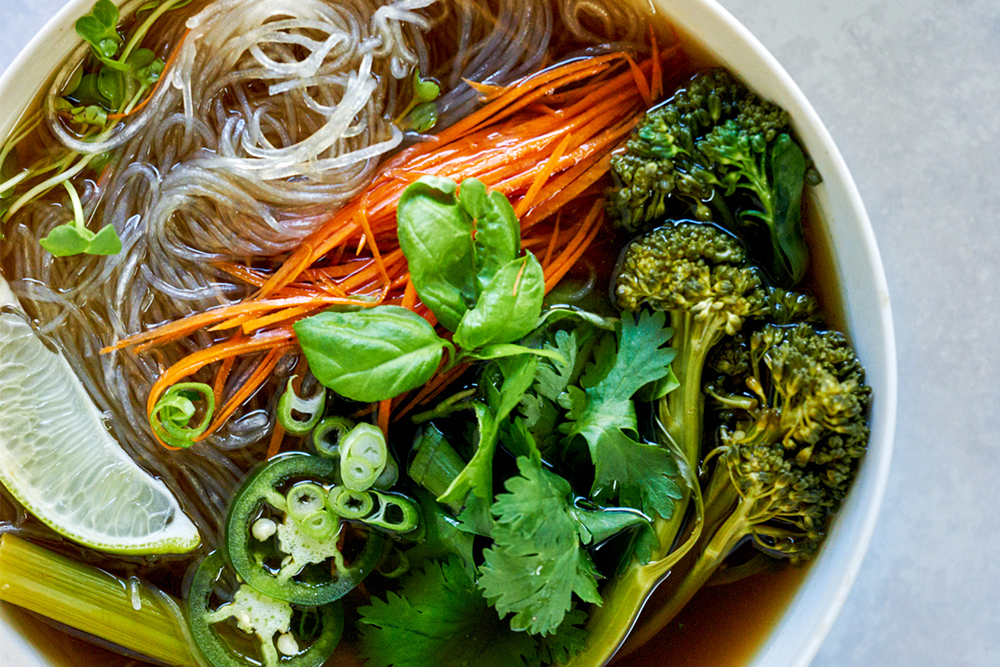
[2,1,998,666]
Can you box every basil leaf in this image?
[459,178,520,295]
[397,176,475,331]
[295,306,450,403]
[466,343,566,365]
[453,253,545,350]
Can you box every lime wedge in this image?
[0,279,201,555]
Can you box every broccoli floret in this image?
[608,68,812,286]
[646,322,870,630]
[613,221,768,547]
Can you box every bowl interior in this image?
[0,1,896,666]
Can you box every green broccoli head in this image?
[614,221,767,330]
[614,221,769,469]
[711,323,871,561]
[608,68,811,286]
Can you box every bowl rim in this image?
[0,1,896,666]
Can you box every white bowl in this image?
[0,1,896,666]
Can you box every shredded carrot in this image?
[199,346,289,442]
[650,26,663,100]
[115,49,688,452]
[515,132,573,218]
[377,399,392,439]
[402,277,417,310]
[212,354,236,407]
[542,212,562,267]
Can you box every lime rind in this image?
[0,288,201,555]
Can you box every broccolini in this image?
[632,322,870,639]
[608,68,813,285]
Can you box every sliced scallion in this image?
[277,376,326,436]
[312,416,354,458]
[149,382,214,449]
[339,423,387,492]
[285,482,328,521]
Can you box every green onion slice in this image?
[297,510,339,543]
[311,416,354,458]
[327,487,374,521]
[285,483,328,521]
[339,423,387,492]
[277,377,326,436]
[149,382,215,449]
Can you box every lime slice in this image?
[0,279,201,554]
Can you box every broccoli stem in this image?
[618,480,751,656]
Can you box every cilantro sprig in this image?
[358,556,588,667]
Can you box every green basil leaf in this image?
[453,253,545,350]
[397,176,476,331]
[459,178,520,295]
[85,224,122,255]
[295,306,450,403]
[39,224,93,257]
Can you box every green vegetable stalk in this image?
[0,534,200,666]
[619,323,870,654]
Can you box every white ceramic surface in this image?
[0,1,897,666]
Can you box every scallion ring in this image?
[339,423,387,492]
[285,482,328,521]
[311,416,354,459]
[149,382,215,449]
[277,376,326,436]
[297,509,339,542]
[327,486,374,520]
[365,490,420,533]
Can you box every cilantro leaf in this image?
[478,457,602,636]
[358,557,590,667]
[438,355,537,506]
[559,310,682,519]
[358,558,536,667]
[583,427,683,520]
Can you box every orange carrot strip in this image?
[240,305,328,335]
[212,354,236,408]
[145,328,295,418]
[624,54,653,108]
[514,131,572,218]
[202,346,289,440]
[650,26,663,100]
[377,399,392,439]
[542,212,562,268]
[402,277,417,310]
[544,202,605,291]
